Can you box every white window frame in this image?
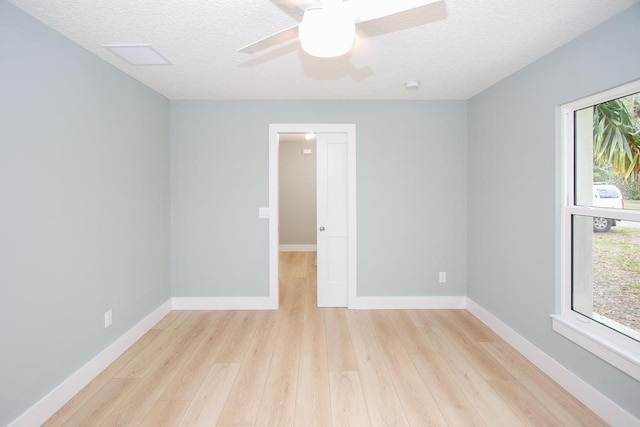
[552,79,640,382]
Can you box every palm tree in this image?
[593,94,640,182]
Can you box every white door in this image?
[316,133,348,307]
[268,123,355,310]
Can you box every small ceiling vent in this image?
[103,44,171,66]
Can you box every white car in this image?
[593,183,624,232]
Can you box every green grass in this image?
[596,238,627,247]
[594,228,640,269]
[614,227,639,235]
[592,225,640,332]
[618,258,640,272]
[622,283,640,294]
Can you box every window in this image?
[553,80,640,381]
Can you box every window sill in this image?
[551,313,640,381]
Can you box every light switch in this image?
[259,207,269,219]
[302,148,313,155]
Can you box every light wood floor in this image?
[45,252,606,426]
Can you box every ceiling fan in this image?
[239,0,441,58]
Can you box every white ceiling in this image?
[8,0,639,100]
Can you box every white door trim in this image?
[268,124,357,309]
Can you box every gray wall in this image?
[467,4,640,418]
[279,137,317,247]
[5,0,638,422]
[0,2,171,425]
[170,100,468,297]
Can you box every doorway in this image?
[268,124,357,309]
[278,134,317,253]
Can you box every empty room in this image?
[1,0,639,425]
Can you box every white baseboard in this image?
[349,296,467,310]
[15,295,636,427]
[8,300,172,427]
[171,296,277,310]
[172,295,465,311]
[466,298,639,427]
[279,244,317,252]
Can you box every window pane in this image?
[574,92,640,210]
[572,215,640,342]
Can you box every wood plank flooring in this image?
[44,252,606,426]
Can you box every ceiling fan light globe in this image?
[299,8,355,58]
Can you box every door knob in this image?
[319,226,325,231]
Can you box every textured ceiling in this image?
[7,0,639,100]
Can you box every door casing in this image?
[268,124,357,309]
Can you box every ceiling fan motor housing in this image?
[298,8,356,58]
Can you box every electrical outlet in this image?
[104,309,112,328]
[439,272,447,283]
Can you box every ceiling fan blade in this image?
[276,0,321,11]
[345,0,441,24]
[269,0,305,22]
[238,25,299,54]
